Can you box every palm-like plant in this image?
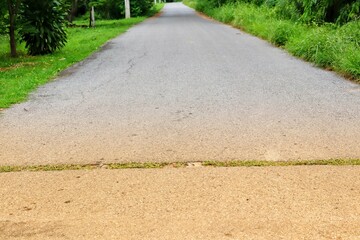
[19,0,67,55]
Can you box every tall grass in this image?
[184,0,360,81]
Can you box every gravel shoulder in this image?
[0,166,359,239]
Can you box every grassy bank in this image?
[0,4,164,109]
[183,0,360,82]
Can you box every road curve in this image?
[1,3,360,165]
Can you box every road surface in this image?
[1,3,360,165]
[1,3,360,239]
[1,166,360,239]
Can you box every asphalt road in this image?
[1,3,360,165]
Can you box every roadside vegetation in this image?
[1,159,359,173]
[183,0,360,82]
[0,1,164,109]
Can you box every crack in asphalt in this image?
[125,51,148,75]
[73,51,148,107]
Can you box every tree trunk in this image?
[69,0,78,23]
[7,0,17,57]
[124,0,130,19]
[89,6,95,27]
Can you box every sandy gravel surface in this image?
[0,166,359,239]
[1,3,360,166]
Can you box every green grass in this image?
[0,162,186,173]
[108,162,186,169]
[0,164,98,173]
[203,159,360,167]
[183,0,360,82]
[183,0,197,9]
[0,4,165,109]
[0,159,359,173]
[149,3,165,16]
[0,18,143,108]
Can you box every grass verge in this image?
[0,164,98,173]
[203,159,360,167]
[0,4,164,109]
[183,0,360,82]
[0,159,359,173]
[108,161,186,169]
[149,3,165,16]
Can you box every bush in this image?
[270,21,298,46]
[195,0,211,13]
[337,45,360,78]
[286,26,340,67]
[274,0,303,20]
[130,0,153,17]
[114,0,154,17]
[337,1,360,24]
[213,4,235,23]
[95,0,123,19]
[334,20,360,77]
[232,3,275,38]
[19,0,68,55]
[338,20,360,47]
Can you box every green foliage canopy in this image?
[0,1,7,34]
[65,0,155,20]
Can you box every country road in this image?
[1,3,360,165]
[1,3,360,239]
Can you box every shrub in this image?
[129,0,153,17]
[337,1,360,24]
[338,20,360,47]
[334,20,360,78]
[274,0,303,20]
[270,21,297,46]
[336,45,360,78]
[195,0,211,13]
[232,3,275,38]
[213,4,235,23]
[269,20,306,46]
[19,0,67,55]
[286,26,339,67]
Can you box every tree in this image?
[68,0,79,23]
[6,0,21,57]
[19,0,68,55]
[88,0,106,27]
[0,1,7,33]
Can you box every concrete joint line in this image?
[0,159,359,173]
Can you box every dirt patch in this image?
[0,220,66,239]
[0,62,37,72]
[0,166,359,239]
